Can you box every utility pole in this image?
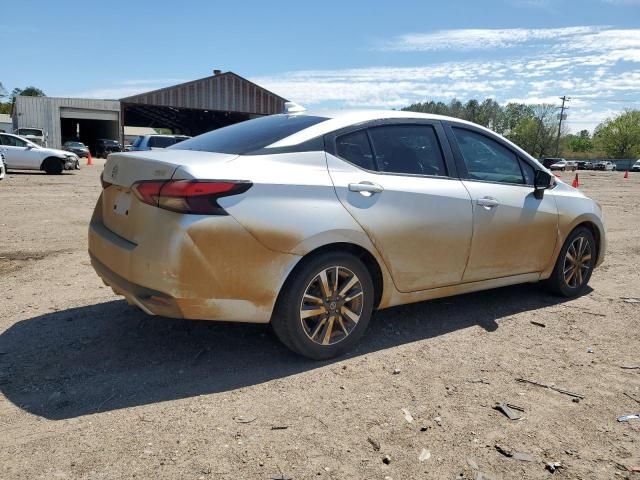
[555,95,570,157]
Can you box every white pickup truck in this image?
[0,133,78,174]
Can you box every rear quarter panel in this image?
[174,151,397,307]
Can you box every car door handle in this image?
[348,182,384,195]
[476,197,499,209]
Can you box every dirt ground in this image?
[0,160,638,480]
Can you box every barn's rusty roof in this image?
[120,72,287,115]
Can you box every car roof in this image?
[267,109,540,165]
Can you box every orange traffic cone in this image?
[571,173,579,188]
[624,170,629,179]
[87,151,93,166]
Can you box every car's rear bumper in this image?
[88,194,300,323]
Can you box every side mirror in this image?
[534,170,552,199]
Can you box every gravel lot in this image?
[0,161,639,479]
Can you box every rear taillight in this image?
[131,180,251,215]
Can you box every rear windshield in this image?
[171,114,329,154]
[148,136,176,148]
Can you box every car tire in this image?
[42,157,63,175]
[272,251,374,360]
[545,226,596,297]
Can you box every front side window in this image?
[2,135,26,147]
[335,130,375,170]
[368,125,447,176]
[452,127,524,184]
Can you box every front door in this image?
[0,134,38,169]
[446,125,559,282]
[326,122,473,293]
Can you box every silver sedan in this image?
[89,110,606,359]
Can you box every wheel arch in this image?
[277,242,385,310]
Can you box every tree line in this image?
[402,99,640,159]
[0,82,46,114]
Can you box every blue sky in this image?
[2,0,639,131]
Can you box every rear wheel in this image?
[42,157,63,175]
[272,252,374,360]
[545,226,596,297]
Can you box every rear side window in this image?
[368,125,447,176]
[336,130,375,170]
[171,114,328,155]
[452,127,524,184]
[148,136,176,148]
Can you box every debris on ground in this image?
[433,416,442,427]
[367,437,381,451]
[418,448,431,462]
[513,452,536,462]
[530,320,546,328]
[468,378,491,385]
[587,347,594,353]
[495,443,513,457]
[233,415,257,424]
[623,392,640,405]
[616,413,640,422]
[382,454,392,465]
[516,378,584,399]
[545,461,562,473]
[392,368,401,375]
[402,408,414,423]
[621,365,640,370]
[271,425,289,430]
[494,402,524,420]
[467,458,479,470]
[621,297,640,303]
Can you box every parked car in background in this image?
[14,127,47,146]
[541,157,564,169]
[550,159,577,171]
[129,134,192,151]
[0,133,78,174]
[63,140,90,158]
[90,110,606,359]
[594,161,616,171]
[96,139,122,158]
[576,161,594,170]
[0,151,6,180]
[631,160,640,172]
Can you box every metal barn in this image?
[12,96,121,150]
[120,70,287,137]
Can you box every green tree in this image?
[593,110,640,158]
[11,86,46,98]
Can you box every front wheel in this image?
[272,252,374,360]
[42,157,63,175]
[545,226,596,297]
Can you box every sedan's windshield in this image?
[66,142,85,147]
[171,114,329,155]
[17,128,44,137]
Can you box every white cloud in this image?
[66,78,187,99]
[381,26,603,51]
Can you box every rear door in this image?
[326,120,473,292]
[445,123,558,282]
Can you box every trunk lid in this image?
[101,150,238,242]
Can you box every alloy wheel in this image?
[563,235,592,288]
[299,266,364,346]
